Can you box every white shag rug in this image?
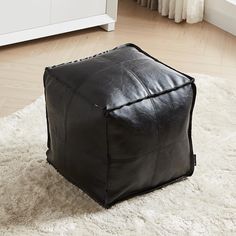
[0,74,235,236]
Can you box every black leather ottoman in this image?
[44,43,196,208]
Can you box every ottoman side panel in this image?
[150,84,195,184]
[105,83,195,206]
[65,93,108,205]
[43,69,73,171]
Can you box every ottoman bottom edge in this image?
[46,157,107,208]
[106,173,191,208]
[46,157,194,209]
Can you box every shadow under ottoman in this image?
[43,43,196,208]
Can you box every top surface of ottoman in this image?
[45,43,194,112]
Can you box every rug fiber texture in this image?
[0,74,235,235]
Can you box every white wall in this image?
[204,0,236,35]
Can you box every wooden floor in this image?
[0,0,235,117]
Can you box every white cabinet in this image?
[0,0,51,35]
[0,0,118,46]
[51,0,107,23]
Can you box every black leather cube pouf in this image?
[44,43,196,208]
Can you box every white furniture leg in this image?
[101,22,115,32]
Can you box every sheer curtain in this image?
[136,0,204,23]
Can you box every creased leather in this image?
[44,43,196,208]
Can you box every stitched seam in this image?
[45,68,103,110]
[120,43,195,83]
[121,66,161,187]
[106,81,193,113]
[48,66,193,114]
[44,71,76,173]
[186,83,197,175]
[46,59,147,110]
[107,175,188,207]
[44,74,51,150]
[48,49,111,69]
[45,44,195,114]
[124,68,160,136]
[124,67,158,112]
[47,158,106,207]
[123,69,162,187]
[50,57,149,73]
[110,136,188,163]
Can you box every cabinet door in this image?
[51,0,107,24]
[0,0,50,35]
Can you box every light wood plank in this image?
[0,0,235,117]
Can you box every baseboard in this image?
[204,1,236,36]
